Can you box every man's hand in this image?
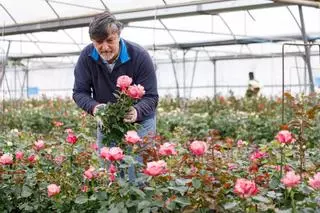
[93,103,107,116]
[124,106,137,123]
[93,103,107,129]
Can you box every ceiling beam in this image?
[2,0,283,36]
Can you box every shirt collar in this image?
[89,38,130,64]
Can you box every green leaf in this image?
[269,176,280,189]
[174,197,191,207]
[142,208,151,213]
[109,207,120,213]
[131,186,146,198]
[75,195,88,204]
[167,186,188,194]
[252,195,271,203]
[21,186,32,198]
[96,191,108,200]
[223,202,238,210]
[138,200,151,211]
[192,178,201,189]
[175,178,192,186]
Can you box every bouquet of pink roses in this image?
[96,75,145,146]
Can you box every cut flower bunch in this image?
[95,75,145,146]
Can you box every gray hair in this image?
[89,11,123,41]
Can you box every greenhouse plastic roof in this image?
[1,0,320,63]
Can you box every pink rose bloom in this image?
[54,155,65,165]
[228,163,238,171]
[53,121,64,127]
[0,153,13,165]
[90,143,98,151]
[275,130,295,144]
[234,178,259,198]
[108,164,117,173]
[15,151,24,160]
[116,75,132,91]
[308,172,320,190]
[47,184,60,197]
[34,140,45,151]
[28,154,37,164]
[109,173,116,182]
[65,128,73,134]
[275,165,292,172]
[84,166,96,180]
[237,140,244,147]
[281,171,301,188]
[100,147,124,161]
[127,84,145,99]
[125,130,141,144]
[159,142,177,156]
[81,185,89,192]
[66,133,78,144]
[189,140,207,156]
[250,150,268,162]
[144,160,168,176]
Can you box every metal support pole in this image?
[298,5,314,93]
[189,51,199,98]
[281,43,320,124]
[0,41,11,89]
[213,60,217,102]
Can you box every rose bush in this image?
[0,93,320,212]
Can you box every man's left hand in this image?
[124,106,137,123]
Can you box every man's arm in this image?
[72,52,99,115]
[133,52,158,121]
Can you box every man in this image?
[73,11,158,150]
[245,72,261,98]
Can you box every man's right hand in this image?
[93,104,107,129]
[93,103,107,116]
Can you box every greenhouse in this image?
[1,0,320,212]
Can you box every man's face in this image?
[92,32,120,63]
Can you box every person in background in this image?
[72,10,158,180]
[246,72,261,98]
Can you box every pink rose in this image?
[275,130,295,144]
[144,160,167,176]
[189,141,207,156]
[237,140,245,147]
[54,155,65,165]
[28,154,37,164]
[84,166,96,180]
[34,140,45,151]
[53,121,64,127]
[116,75,133,91]
[228,163,238,171]
[159,142,177,156]
[125,130,141,144]
[308,172,320,190]
[127,84,145,99]
[65,128,73,134]
[108,164,117,174]
[15,151,24,160]
[281,171,301,188]
[66,133,78,144]
[90,143,98,151]
[47,184,60,197]
[81,185,89,192]
[234,178,259,198]
[275,165,292,172]
[250,150,268,162]
[0,153,13,165]
[109,173,116,182]
[100,147,124,161]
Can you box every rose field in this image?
[1,93,320,212]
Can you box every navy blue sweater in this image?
[73,39,158,121]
